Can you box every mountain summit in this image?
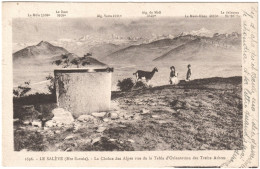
[36,41,54,47]
[13,41,107,68]
[13,41,69,61]
[178,28,213,37]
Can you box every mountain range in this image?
[101,32,241,64]
[13,31,241,67]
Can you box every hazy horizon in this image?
[13,17,241,44]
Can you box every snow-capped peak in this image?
[179,28,213,37]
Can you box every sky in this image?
[13,17,241,43]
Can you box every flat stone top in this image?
[54,67,114,73]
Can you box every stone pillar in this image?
[54,68,113,118]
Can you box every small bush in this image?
[13,93,56,120]
[117,78,134,92]
[13,81,31,97]
[46,74,55,95]
[133,81,147,90]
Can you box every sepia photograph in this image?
[2,2,258,167]
[12,17,243,151]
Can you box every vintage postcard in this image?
[2,2,258,167]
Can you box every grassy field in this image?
[14,76,243,151]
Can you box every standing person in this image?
[186,64,192,81]
[169,66,179,85]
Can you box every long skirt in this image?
[170,77,179,85]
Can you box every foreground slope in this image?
[14,76,242,151]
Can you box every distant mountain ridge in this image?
[103,35,199,64]
[13,32,241,66]
[153,32,241,62]
[104,32,241,64]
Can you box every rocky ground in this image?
[14,76,243,151]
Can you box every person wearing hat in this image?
[186,64,192,81]
[169,66,179,85]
